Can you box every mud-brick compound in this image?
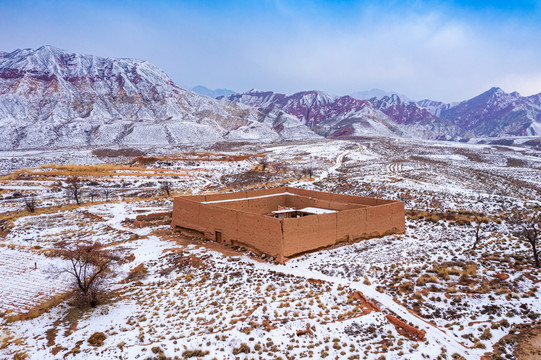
[171,187,405,263]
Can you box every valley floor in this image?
[0,137,540,359]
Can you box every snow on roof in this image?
[298,207,337,214]
[271,208,296,214]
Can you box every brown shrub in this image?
[88,332,106,347]
[232,343,250,355]
[183,349,210,358]
[127,264,148,281]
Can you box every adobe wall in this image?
[285,195,365,211]
[281,201,405,258]
[172,196,284,260]
[211,194,365,214]
[235,212,283,260]
[281,213,337,257]
[335,201,404,243]
[210,194,289,215]
[365,202,405,236]
[286,187,396,206]
[172,187,405,262]
[195,187,287,203]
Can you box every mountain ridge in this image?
[1,46,540,151]
[0,46,318,150]
[223,87,541,139]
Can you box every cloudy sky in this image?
[2,0,541,102]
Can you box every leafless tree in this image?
[511,209,540,268]
[88,190,98,203]
[23,194,37,213]
[160,181,172,197]
[102,187,111,202]
[472,214,488,249]
[66,176,82,205]
[59,242,119,307]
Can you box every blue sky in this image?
[2,0,541,101]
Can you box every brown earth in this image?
[514,324,541,360]
[485,323,541,360]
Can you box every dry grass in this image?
[0,201,107,223]
[1,164,191,180]
[5,291,73,323]
[406,210,492,225]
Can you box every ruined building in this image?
[171,187,405,263]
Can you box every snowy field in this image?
[0,137,540,359]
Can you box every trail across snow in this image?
[245,257,479,359]
[288,144,363,187]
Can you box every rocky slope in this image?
[223,90,400,138]
[223,90,461,139]
[2,46,539,150]
[433,87,541,137]
[0,46,318,150]
[224,88,541,139]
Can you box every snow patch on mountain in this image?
[0,46,319,150]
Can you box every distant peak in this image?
[36,45,60,51]
[487,87,505,95]
[191,85,236,99]
[33,45,68,55]
[351,89,412,101]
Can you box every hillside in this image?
[0,46,318,150]
[224,88,541,139]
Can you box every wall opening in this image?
[215,230,222,243]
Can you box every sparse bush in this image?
[160,181,173,197]
[510,209,540,268]
[232,343,250,355]
[23,194,37,213]
[88,332,106,347]
[127,264,148,281]
[183,349,210,358]
[13,351,28,360]
[480,328,492,340]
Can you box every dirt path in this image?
[316,144,363,182]
[247,258,481,359]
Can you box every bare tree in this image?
[23,194,37,213]
[59,242,119,307]
[472,214,487,249]
[66,176,82,205]
[511,210,540,268]
[103,187,111,202]
[88,190,98,203]
[160,181,172,197]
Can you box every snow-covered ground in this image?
[1,137,540,359]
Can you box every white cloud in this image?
[2,1,541,102]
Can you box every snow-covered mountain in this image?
[2,46,539,149]
[223,89,402,138]
[432,87,541,137]
[225,88,541,139]
[223,90,469,139]
[191,85,235,99]
[0,46,318,150]
[351,88,411,101]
